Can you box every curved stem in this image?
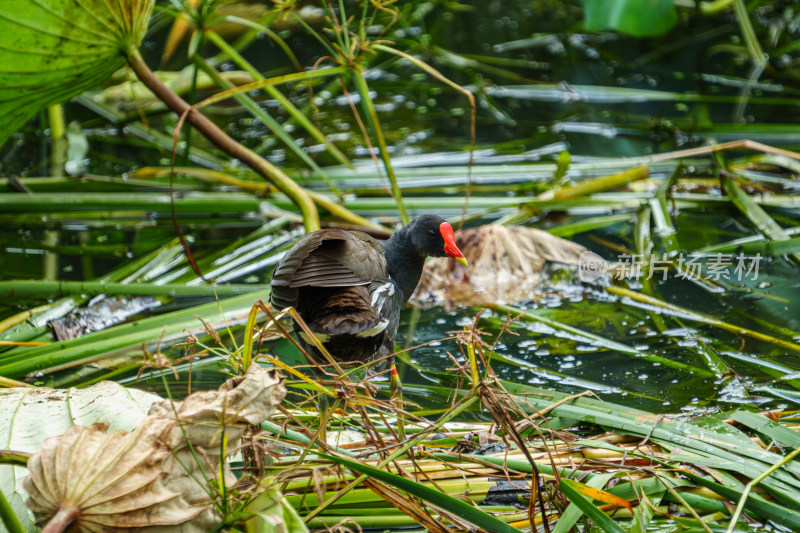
[134,166,392,232]
[726,445,800,532]
[351,69,409,225]
[306,190,392,232]
[41,506,81,533]
[0,488,24,533]
[372,44,477,227]
[125,46,319,232]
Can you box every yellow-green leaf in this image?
[563,478,633,512]
[559,479,626,533]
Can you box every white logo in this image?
[578,251,608,282]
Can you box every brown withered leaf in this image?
[24,365,286,532]
[411,225,588,308]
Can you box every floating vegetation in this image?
[411,225,587,308]
[2,0,800,531]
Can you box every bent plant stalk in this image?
[351,68,409,225]
[124,46,320,232]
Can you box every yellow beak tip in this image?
[456,257,469,267]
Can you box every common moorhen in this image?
[270,215,468,370]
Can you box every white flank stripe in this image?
[371,282,395,311]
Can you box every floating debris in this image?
[411,225,588,308]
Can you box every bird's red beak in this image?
[439,222,468,266]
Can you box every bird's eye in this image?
[428,229,436,237]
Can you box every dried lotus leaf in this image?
[24,422,201,532]
[411,225,588,308]
[24,365,287,532]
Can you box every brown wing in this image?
[288,253,366,288]
[270,229,387,310]
[302,285,383,335]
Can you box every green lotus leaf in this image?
[0,0,154,146]
[580,0,678,37]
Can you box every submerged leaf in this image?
[23,365,287,532]
[411,225,587,308]
[0,0,155,146]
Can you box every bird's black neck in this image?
[382,229,426,303]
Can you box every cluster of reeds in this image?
[161,303,800,532]
[1,0,800,531]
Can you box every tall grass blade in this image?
[679,468,800,531]
[606,286,800,353]
[0,281,266,299]
[558,479,625,533]
[205,30,352,170]
[316,452,524,533]
[0,489,25,533]
[728,412,800,448]
[552,473,614,533]
[721,174,800,264]
[351,69,409,225]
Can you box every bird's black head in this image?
[403,215,468,264]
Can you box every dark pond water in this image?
[1,0,799,417]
